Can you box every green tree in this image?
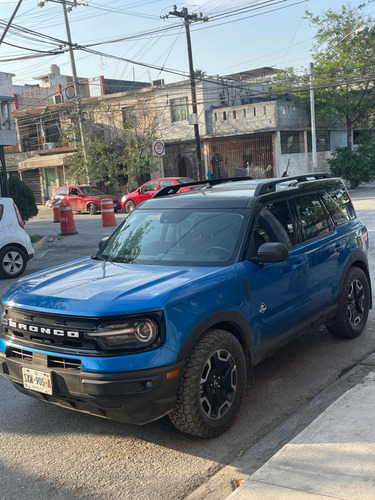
[328,132,375,187]
[63,127,128,188]
[8,176,38,221]
[306,5,375,149]
[272,5,375,150]
[193,69,207,78]
[64,100,159,190]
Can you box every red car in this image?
[121,177,197,213]
[51,185,120,215]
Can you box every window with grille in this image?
[170,97,189,122]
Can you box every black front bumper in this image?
[0,351,184,425]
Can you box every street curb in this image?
[32,236,48,253]
[186,352,375,500]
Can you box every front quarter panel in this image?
[164,263,252,357]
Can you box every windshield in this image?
[81,186,105,196]
[97,209,246,266]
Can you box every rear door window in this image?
[294,194,332,241]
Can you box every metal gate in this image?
[205,134,274,178]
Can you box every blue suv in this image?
[0,174,372,437]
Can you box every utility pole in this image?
[39,0,89,182]
[162,6,208,181]
[61,0,89,182]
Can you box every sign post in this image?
[152,140,165,177]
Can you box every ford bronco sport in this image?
[0,174,371,437]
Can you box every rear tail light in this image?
[14,203,24,227]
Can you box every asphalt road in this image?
[0,188,374,500]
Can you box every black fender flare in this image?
[338,251,372,309]
[176,310,255,380]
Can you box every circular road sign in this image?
[153,140,165,156]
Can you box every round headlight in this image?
[135,320,157,342]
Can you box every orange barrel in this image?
[101,198,116,227]
[52,199,61,223]
[59,202,78,235]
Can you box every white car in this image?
[0,198,34,278]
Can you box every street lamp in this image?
[309,26,367,172]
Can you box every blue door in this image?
[241,199,310,352]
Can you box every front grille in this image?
[1,307,164,357]
[2,307,100,355]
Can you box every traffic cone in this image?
[52,199,61,223]
[59,202,78,235]
[101,198,116,227]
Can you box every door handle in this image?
[292,260,307,271]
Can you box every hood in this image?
[2,258,235,317]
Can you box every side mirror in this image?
[250,242,289,264]
[98,236,109,250]
[137,188,141,194]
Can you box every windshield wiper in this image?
[91,254,107,261]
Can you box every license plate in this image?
[22,367,52,395]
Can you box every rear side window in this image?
[322,185,355,225]
[295,194,331,241]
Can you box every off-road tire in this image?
[169,329,247,438]
[125,200,136,214]
[0,245,27,278]
[87,203,98,215]
[326,267,370,339]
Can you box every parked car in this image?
[0,174,371,437]
[51,185,120,215]
[121,177,197,213]
[0,198,34,278]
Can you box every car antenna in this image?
[281,159,290,178]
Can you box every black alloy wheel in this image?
[327,267,370,339]
[169,329,247,438]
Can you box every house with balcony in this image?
[4,66,150,203]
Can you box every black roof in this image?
[140,173,335,210]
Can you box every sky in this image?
[0,0,374,87]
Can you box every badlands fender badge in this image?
[259,302,267,314]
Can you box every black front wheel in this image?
[327,267,370,339]
[169,329,247,438]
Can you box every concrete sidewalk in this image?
[227,357,375,499]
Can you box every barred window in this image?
[170,97,189,122]
[281,131,304,154]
